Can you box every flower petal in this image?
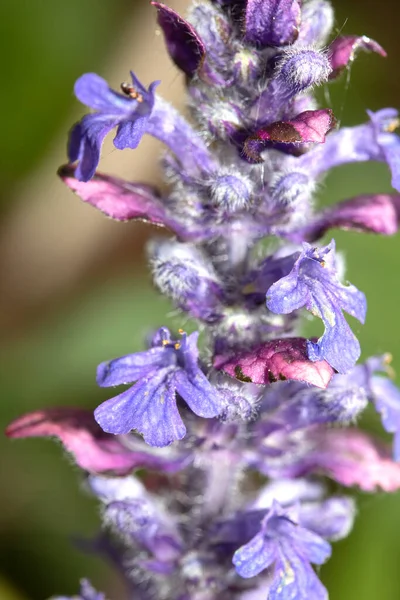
[299,497,356,541]
[113,116,148,150]
[74,73,132,113]
[270,549,328,600]
[68,114,119,181]
[94,368,186,446]
[233,532,278,578]
[174,369,226,418]
[96,346,175,387]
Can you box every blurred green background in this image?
[1,0,400,598]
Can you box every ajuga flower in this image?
[7,0,400,598]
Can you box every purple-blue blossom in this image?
[233,502,331,597]
[68,72,159,182]
[266,240,367,373]
[94,327,226,446]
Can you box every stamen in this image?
[384,118,400,133]
[120,82,144,102]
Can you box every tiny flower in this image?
[68,72,159,181]
[368,108,400,191]
[233,502,330,599]
[215,482,354,548]
[266,240,367,373]
[68,72,217,182]
[94,328,226,447]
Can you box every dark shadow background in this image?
[1,0,400,598]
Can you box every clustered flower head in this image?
[7,1,400,598]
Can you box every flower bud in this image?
[148,239,225,322]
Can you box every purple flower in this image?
[68,72,159,181]
[233,502,330,598]
[296,108,400,192]
[266,240,367,373]
[253,481,355,543]
[69,72,217,182]
[94,327,226,446]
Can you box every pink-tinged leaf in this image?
[214,337,334,389]
[316,429,400,492]
[6,408,190,476]
[328,35,386,79]
[243,109,336,163]
[59,164,166,224]
[299,194,400,242]
[152,2,205,77]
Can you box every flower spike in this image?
[9,0,400,597]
